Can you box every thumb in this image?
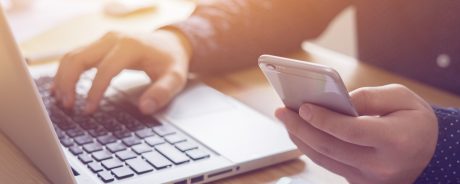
[350,84,420,116]
[138,70,186,114]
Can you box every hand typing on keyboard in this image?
[51,30,192,114]
[36,76,211,183]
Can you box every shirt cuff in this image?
[414,106,460,183]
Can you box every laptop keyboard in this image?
[34,76,211,183]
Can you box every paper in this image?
[4,0,102,43]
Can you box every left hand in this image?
[276,84,438,184]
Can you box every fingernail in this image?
[140,99,157,114]
[299,104,312,121]
[275,109,287,121]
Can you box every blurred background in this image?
[1,0,357,58]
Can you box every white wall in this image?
[311,6,357,58]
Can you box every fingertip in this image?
[62,94,74,109]
[299,104,313,121]
[84,101,97,114]
[275,108,289,120]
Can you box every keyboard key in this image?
[88,127,109,137]
[97,135,117,145]
[66,128,84,138]
[186,149,210,160]
[78,154,93,164]
[164,134,186,144]
[55,128,66,139]
[116,150,137,161]
[69,146,83,155]
[126,157,153,174]
[92,150,113,162]
[145,136,165,146]
[135,129,155,138]
[98,170,115,183]
[102,158,123,170]
[122,136,141,147]
[175,142,198,152]
[106,142,127,153]
[57,121,77,131]
[155,144,189,165]
[83,143,103,153]
[153,125,176,136]
[60,138,74,147]
[142,118,161,128]
[132,144,153,155]
[80,120,100,131]
[111,166,135,180]
[143,151,172,169]
[74,135,94,145]
[125,122,146,131]
[88,162,104,173]
[112,129,131,139]
[72,116,94,125]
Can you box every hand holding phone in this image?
[258,55,358,116]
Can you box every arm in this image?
[51,0,350,114]
[169,0,350,74]
[414,107,460,183]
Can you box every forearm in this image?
[168,0,350,74]
[414,106,460,183]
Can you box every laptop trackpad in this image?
[161,83,296,164]
[161,82,236,119]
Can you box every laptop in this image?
[0,5,300,184]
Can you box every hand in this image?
[276,84,438,184]
[52,29,192,114]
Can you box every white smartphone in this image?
[258,55,358,117]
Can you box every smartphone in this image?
[258,55,358,117]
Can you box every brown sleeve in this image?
[168,0,350,74]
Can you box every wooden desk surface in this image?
[3,1,460,184]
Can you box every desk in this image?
[3,1,460,183]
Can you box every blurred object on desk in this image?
[4,0,101,42]
[104,0,157,17]
[3,0,33,11]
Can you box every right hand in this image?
[52,29,192,114]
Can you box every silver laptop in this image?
[0,5,300,184]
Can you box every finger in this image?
[138,69,186,114]
[350,84,422,116]
[53,32,118,108]
[289,134,365,182]
[276,108,375,167]
[297,103,390,146]
[85,44,138,113]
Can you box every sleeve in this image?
[414,107,460,183]
[166,0,350,74]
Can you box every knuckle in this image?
[388,83,411,96]
[352,87,376,106]
[353,87,373,101]
[61,52,78,64]
[119,36,139,47]
[168,70,187,84]
[103,31,121,40]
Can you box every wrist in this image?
[157,27,193,63]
